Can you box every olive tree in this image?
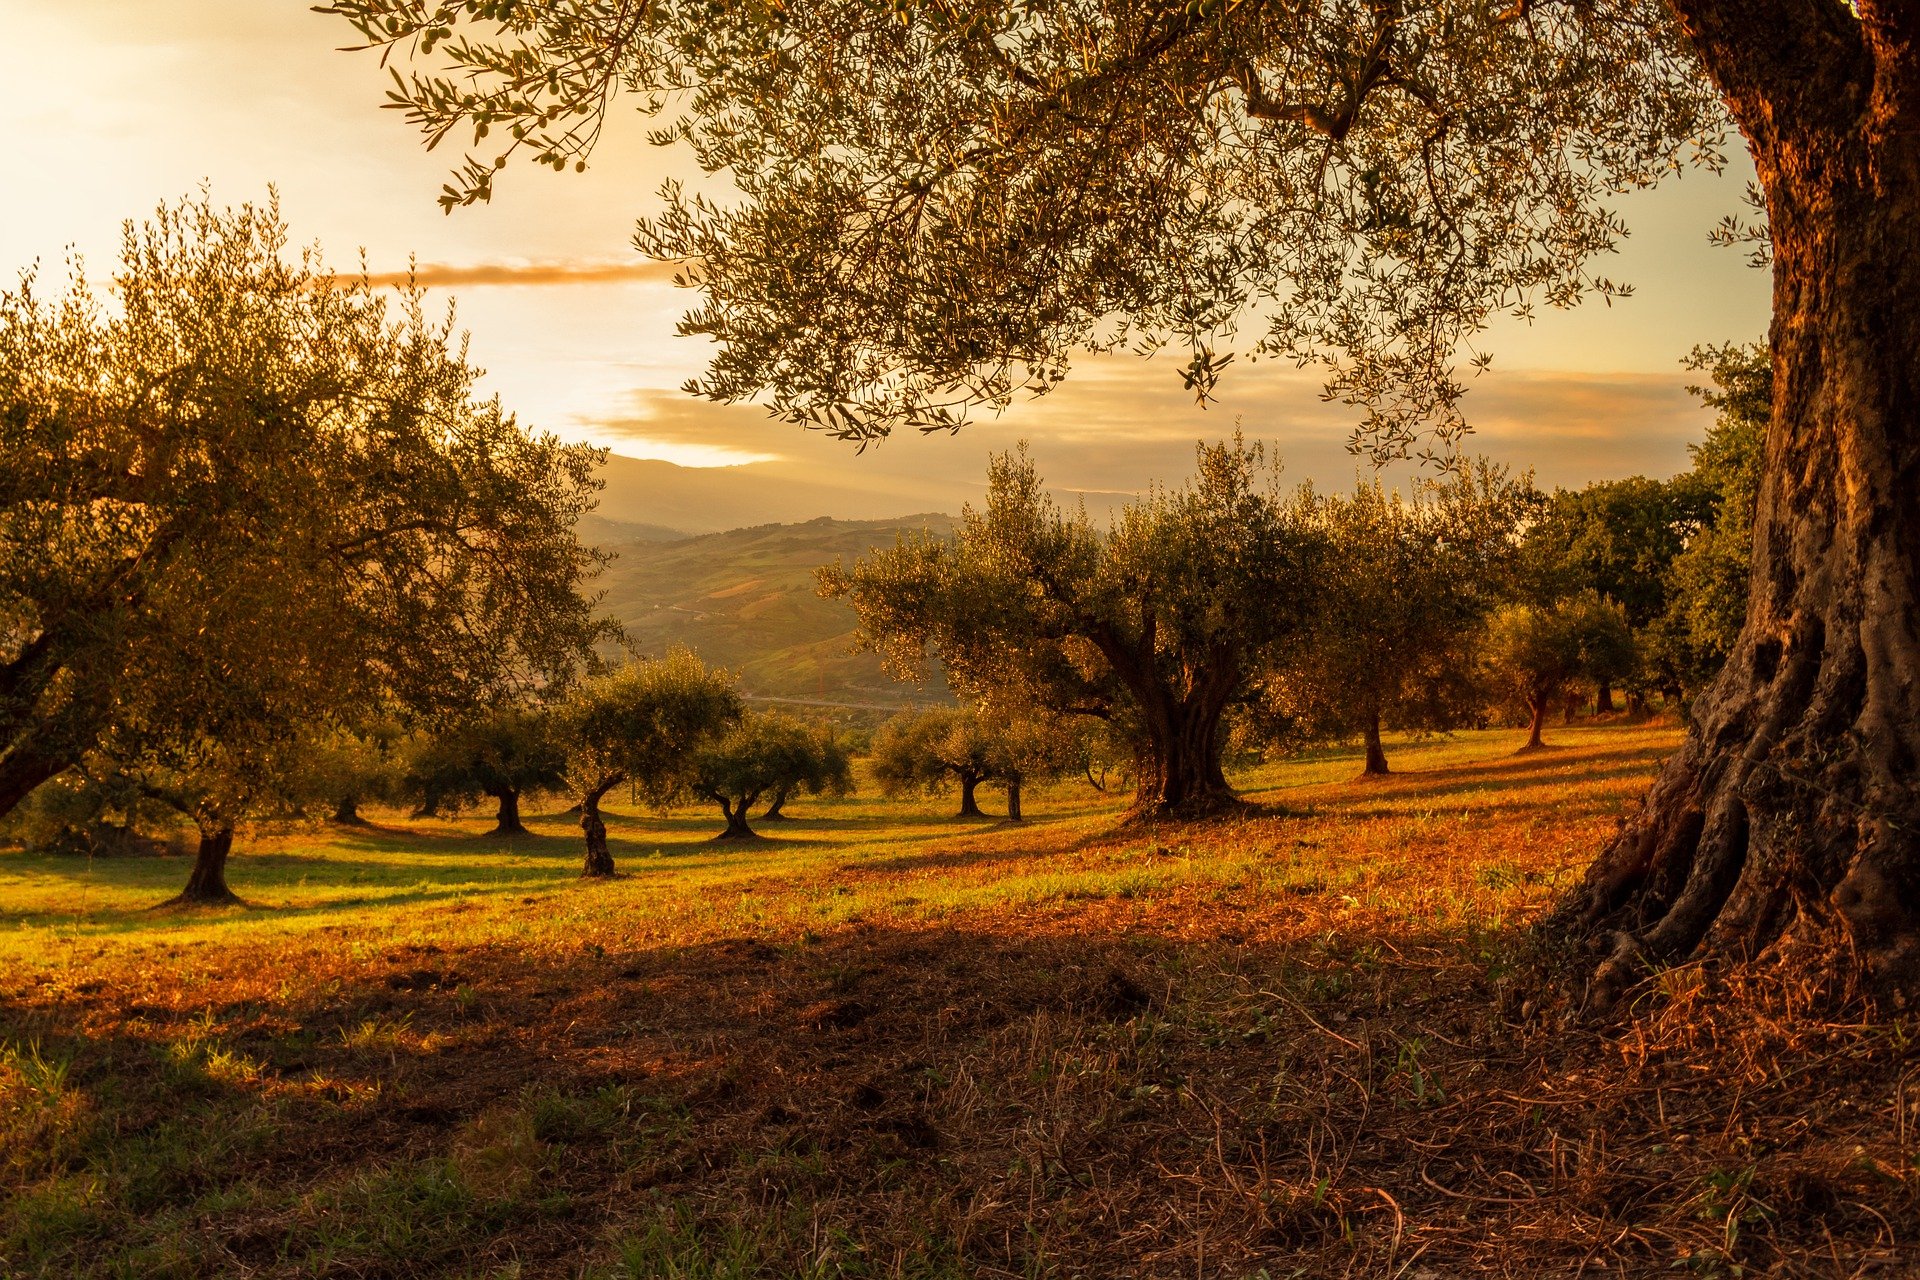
[869,706,1003,820]
[562,649,741,876]
[826,439,1318,818]
[0,193,615,868]
[102,725,299,906]
[405,704,568,835]
[987,712,1084,822]
[1484,594,1636,753]
[333,1,1920,994]
[1516,476,1712,711]
[1256,464,1530,776]
[293,724,405,827]
[683,711,853,840]
[754,718,854,823]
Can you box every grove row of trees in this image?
[0,194,874,900]
[824,368,1765,821]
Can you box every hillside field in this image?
[2,722,1915,1277]
[592,516,956,709]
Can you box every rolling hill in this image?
[590,514,959,709]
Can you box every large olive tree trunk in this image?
[1563,0,1920,1002]
[1129,691,1236,819]
[170,824,238,906]
[488,787,526,836]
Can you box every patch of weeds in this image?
[337,1011,414,1053]
[1,1173,113,1264]
[450,1108,544,1200]
[291,1157,521,1271]
[612,1207,767,1280]
[0,1039,93,1179]
[528,1084,634,1145]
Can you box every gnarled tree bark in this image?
[1560,0,1920,1003]
[1129,685,1237,819]
[710,793,760,840]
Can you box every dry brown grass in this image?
[2,722,1915,1277]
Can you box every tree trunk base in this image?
[489,791,527,837]
[1121,788,1245,826]
[160,885,243,908]
[1555,619,1920,1011]
[162,829,240,907]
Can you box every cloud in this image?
[570,354,1717,523]
[345,258,691,289]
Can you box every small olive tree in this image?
[404,704,568,836]
[1484,594,1636,753]
[977,708,1083,822]
[1255,464,1532,776]
[683,712,854,840]
[869,707,1002,819]
[562,650,741,876]
[293,723,405,826]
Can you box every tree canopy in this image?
[682,711,853,840]
[0,193,615,835]
[405,703,569,835]
[562,649,742,876]
[326,3,1920,993]
[1647,342,1768,699]
[869,706,1008,820]
[1250,464,1531,774]
[1483,593,1634,753]
[325,0,1720,458]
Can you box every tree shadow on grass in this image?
[2,905,1907,1280]
[1242,743,1674,814]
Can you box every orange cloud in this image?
[344,258,692,289]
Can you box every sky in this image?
[3,1,1773,514]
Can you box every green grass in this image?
[0,723,1671,977]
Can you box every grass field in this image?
[3,722,1915,1277]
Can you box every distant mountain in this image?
[578,513,691,544]
[594,453,959,535]
[590,515,958,708]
